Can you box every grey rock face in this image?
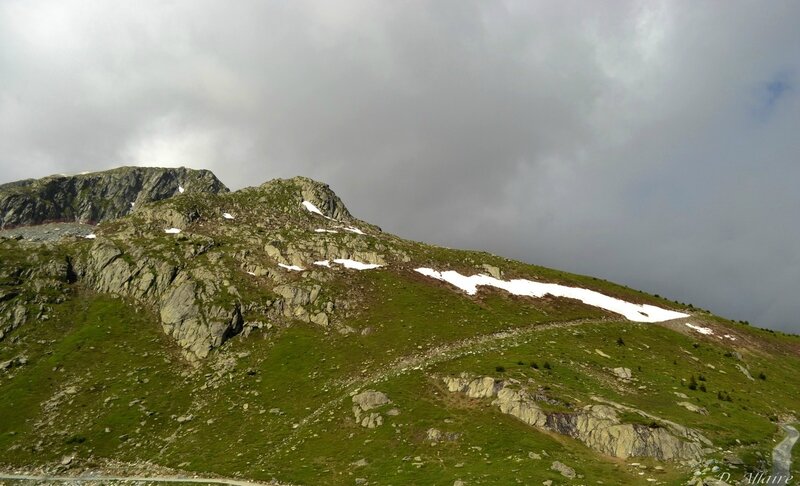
[0,166,228,229]
[294,176,353,221]
[444,374,707,461]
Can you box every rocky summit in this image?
[0,166,227,229]
[0,167,798,486]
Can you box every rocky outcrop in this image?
[77,236,246,360]
[0,166,228,229]
[294,177,353,221]
[443,374,707,461]
[352,390,391,428]
[159,272,243,359]
[0,170,396,359]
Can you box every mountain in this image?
[0,166,228,229]
[0,168,797,486]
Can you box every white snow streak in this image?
[223,213,235,220]
[313,259,381,270]
[414,268,689,323]
[302,201,325,216]
[83,234,97,239]
[685,323,714,335]
[278,263,304,272]
[164,228,182,234]
[178,186,185,194]
[333,259,382,270]
[315,229,338,233]
[343,226,365,235]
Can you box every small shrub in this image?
[530,362,539,369]
[758,371,767,380]
[698,374,706,382]
[65,435,86,445]
[717,391,733,402]
[495,366,506,373]
[688,375,698,390]
[543,362,552,370]
[616,337,625,346]
[699,384,707,392]
[517,361,525,366]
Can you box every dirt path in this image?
[772,424,799,485]
[0,472,277,485]
[268,315,682,457]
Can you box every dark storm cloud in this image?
[1,1,799,331]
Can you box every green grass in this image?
[2,179,799,485]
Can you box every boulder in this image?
[677,402,709,415]
[352,390,391,428]
[550,461,576,479]
[353,390,390,411]
[613,367,633,380]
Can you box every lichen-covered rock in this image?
[444,374,707,461]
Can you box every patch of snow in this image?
[178,186,185,194]
[223,212,235,220]
[246,271,256,276]
[414,268,689,323]
[302,200,325,216]
[83,234,97,239]
[164,228,182,234]
[130,202,136,208]
[278,263,304,272]
[332,259,382,270]
[314,260,331,267]
[344,226,365,235]
[723,334,736,341]
[315,228,338,233]
[685,323,714,335]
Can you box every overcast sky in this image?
[1,1,798,332]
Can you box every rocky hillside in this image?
[0,166,228,229]
[0,168,798,486]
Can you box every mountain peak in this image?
[257,176,353,221]
[0,166,228,229]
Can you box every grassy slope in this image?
[1,185,799,485]
[1,266,797,485]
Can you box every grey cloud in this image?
[1,0,798,331]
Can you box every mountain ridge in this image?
[0,167,798,485]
